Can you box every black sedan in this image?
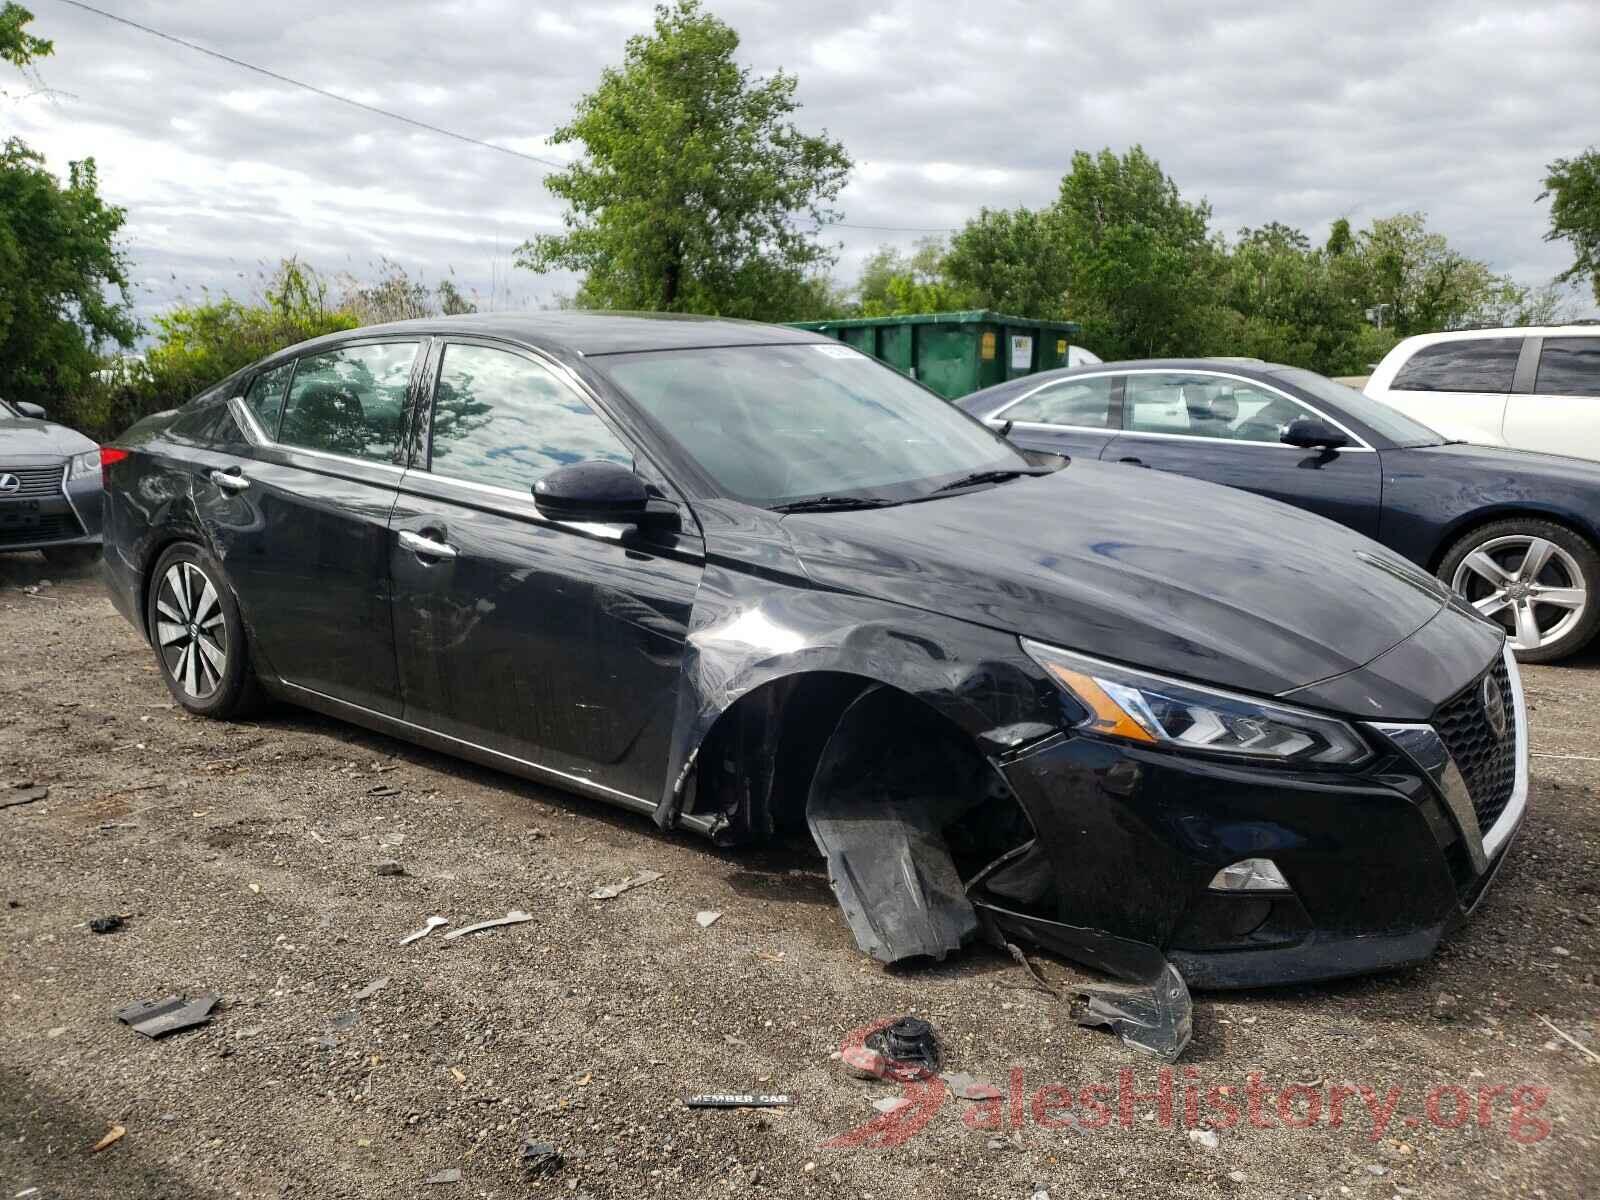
[960,359,1600,663]
[102,315,1523,1029]
[1,395,104,565]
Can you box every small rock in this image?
[373,859,405,877]
[88,915,124,935]
[695,910,722,928]
[1433,992,1456,1020]
[871,1097,910,1114]
[802,1161,816,1173]
[1188,1128,1220,1150]
[1367,1164,1388,1176]
[424,1168,461,1185]
[1552,946,1572,957]
[1228,1171,1247,1184]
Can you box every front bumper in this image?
[0,459,103,553]
[988,645,1528,989]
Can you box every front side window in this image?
[427,344,632,490]
[1535,337,1600,397]
[1390,338,1521,393]
[596,343,1026,507]
[244,361,294,436]
[1002,377,1113,428]
[1124,373,1307,442]
[277,342,419,462]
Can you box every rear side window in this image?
[1001,377,1113,428]
[278,342,419,462]
[244,362,294,435]
[1391,339,1521,393]
[1534,337,1600,397]
[426,343,632,490]
[169,401,247,448]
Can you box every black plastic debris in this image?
[1069,962,1193,1062]
[866,1016,940,1079]
[89,916,124,935]
[683,1092,795,1108]
[115,993,220,1038]
[518,1139,563,1177]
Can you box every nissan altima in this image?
[961,359,1600,662]
[101,314,1525,1007]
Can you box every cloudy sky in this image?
[8,0,1600,329]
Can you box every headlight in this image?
[1021,639,1370,766]
[68,449,101,479]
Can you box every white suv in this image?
[1365,325,1600,460]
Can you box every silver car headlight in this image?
[68,449,101,479]
[1021,639,1371,766]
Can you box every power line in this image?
[52,0,963,237]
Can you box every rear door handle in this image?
[398,529,458,560]
[209,468,250,491]
[1117,456,1148,467]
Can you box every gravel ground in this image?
[1,552,1597,1200]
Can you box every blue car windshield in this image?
[596,343,1029,507]
[1269,368,1443,448]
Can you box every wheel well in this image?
[1428,508,1600,574]
[683,672,1001,846]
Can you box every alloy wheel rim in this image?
[154,561,228,699]
[1451,535,1587,651]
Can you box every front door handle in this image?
[1117,456,1148,467]
[398,529,458,560]
[209,468,250,491]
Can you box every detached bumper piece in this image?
[115,993,220,1038]
[1069,963,1193,1063]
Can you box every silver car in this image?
[0,397,104,566]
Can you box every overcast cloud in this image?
[8,0,1600,329]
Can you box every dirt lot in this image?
[2,554,1597,1200]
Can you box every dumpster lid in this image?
[789,310,1081,334]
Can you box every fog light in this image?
[1209,858,1291,892]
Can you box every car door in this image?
[1102,370,1383,538]
[207,338,423,716]
[978,373,1122,459]
[388,338,704,806]
[1378,336,1522,443]
[1501,335,1600,460]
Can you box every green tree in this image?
[853,237,972,316]
[1,2,50,86]
[1336,212,1505,337]
[1050,146,1220,358]
[338,259,479,324]
[943,207,1067,318]
[1541,149,1600,304]
[516,0,850,320]
[0,139,137,416]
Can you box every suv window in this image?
[1001,377,1113,428]
[278,342,419,462]
[1391,338,1521,393]
[1534,337,1600,397]
[427,344,632,490]
[1124,373,1307,442]
[244,361,294,435]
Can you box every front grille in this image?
[0,513,82,547]
[0,465,65,498]
[1433,655,1517,833]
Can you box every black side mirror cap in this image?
[15,401,46,420]
[1280,416,1350,450]
[533,460,650,524]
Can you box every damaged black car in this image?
[100,313,1526,1030]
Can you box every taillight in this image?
[100,446,130,488]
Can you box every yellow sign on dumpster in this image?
[980,332,996,361]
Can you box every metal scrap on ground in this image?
[589,870,662,900]
[519,1139,563,1176]
[399,916,449,945]
[441,909,533,939]
[115,994,220,1039]
[352,977,389,1001]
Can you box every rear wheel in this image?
[145,543,260,717]
[41,544,99,569]
[1439,519,1600,663]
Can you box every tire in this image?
[145,542,261,717]
[1438,518,1600,664]
[41,544,100,569]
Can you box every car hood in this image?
[782,460,1462,702]
[0,414,95,458]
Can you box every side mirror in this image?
[15,402,46,420]
[533,460,649,524]
[1280,416,1349,450]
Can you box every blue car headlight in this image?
[1022,639,1371,767]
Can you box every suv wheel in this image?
[145,543,260,717]
[1439,519,1600,663]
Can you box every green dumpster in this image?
[788,310,1081,401]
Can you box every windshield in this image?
[596,343,1029,507]
[0,398,15,417]
[1268,368,1442,447]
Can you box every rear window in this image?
[1391,338,1521,393]
[1534,337,1600,397]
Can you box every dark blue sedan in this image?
[960,359,1600,662]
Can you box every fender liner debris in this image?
[115,993,220,1038]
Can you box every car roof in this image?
[1391,324,1600,347]
[282,311,828,359]
[969,358,1302,399]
